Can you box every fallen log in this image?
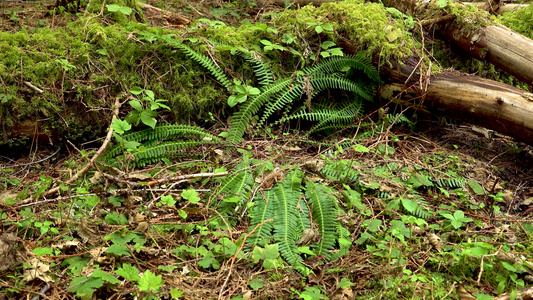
[383,0,533,86]
[464,2,529,14]
[337,39,533,145]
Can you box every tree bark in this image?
[383,0,533,86]
[465,2,529,14]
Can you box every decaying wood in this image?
[494,286,533,299]
[139,3,191,26]
[384,0,533,86]
[465,2,529,14]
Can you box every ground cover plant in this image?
[1,0,533,299]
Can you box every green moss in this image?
[500,4,533,39]
[0,17,227,148]
[275,0,416,62]
[446,1,497,31]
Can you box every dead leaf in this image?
[78,218,102,245]
[0,233,18,272]
[456,285,476,300]
[23,258,52,283]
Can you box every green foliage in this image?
[247,169,348,272]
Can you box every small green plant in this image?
[227,79,261,107]
[125,87,170,129]
[440,210,473,229]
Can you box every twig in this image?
[218,218,274,300]
[101,171,229,188]
[24,81,44,94]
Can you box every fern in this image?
[240,52,274,86]
[106,124,220,159]
[399,197,433,219]
[175,43,232,90]
[227,78,294,144]
[320,160,359,183]
[247,189,275,247]
[305,52,380,83]
[272,172,303,267]
[305,181,338,257]
[133,139,217,167]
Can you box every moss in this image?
[446,1,497,31]
[499,4,533,39]
[0,17,227,149]
[274,0,416,62]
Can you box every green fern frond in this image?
[320,160,359,183]
[305,52,380,83]
[227,78,293,144]
[247,189,275,246]
[272,170,304,267]
[106,124,220,159]
[241,53,274,86]
[310,76,373,101]
[132,139,217,167]
[258,83,303,128]
[175,43,232,90]
[306,181,338,256]
[400,197,433,219]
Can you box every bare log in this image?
[464,2,529,14]
[384,0,533,86]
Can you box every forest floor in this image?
[1,1,533,299]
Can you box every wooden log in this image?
[464,2,529,14]
[338,38,533,145]
[383,0,533,86]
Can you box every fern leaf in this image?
[304,52,380,83]
[272,170,303,267]
[175,43,232,90]
[247,189,275,246]
[227,78,293,144]
[306,182,338,256]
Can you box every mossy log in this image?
[383,0,533,86]
[465,2,529,14]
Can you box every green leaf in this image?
[322,24,333,31]
[91,269,120,284]
[467,179,486,195]
[338,278,354,288]
[182,189,201,204]
[106,244,130,256]
[111,119,131,135]
[138,270,164,292]
[68,277,104,300]
[107,4,132,15]
[353,144,369,153]
[474,294,494,300]
[129,100,143,112]
[320,41,336,50]
[198,252,220,269]
[140,110,157,128]
[115,264,140,282]
[170,287,185,298]
[463,247,488,257]
[32,247,53,256]
[436,0,448,7]
[105,212,128,225]
[249,279,265,290]
[160,194,176,207]
[223,196,242,203]
[228,94,248,107]
[145,89,155,100]
[298,246,316,255]
[315,25,324,34]
[129,86,144,95]
[252,244,280,263]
